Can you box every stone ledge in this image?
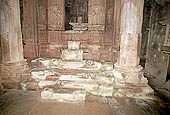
[112,85,154,100]
[114,63,143,73]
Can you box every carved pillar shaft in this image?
[0,0,27,80]
[88,0,106,30]
[114,0,150,84]
[112,0,153,99]
[114,0,145,83]
[116,0,144,68]
[0,0,24,63]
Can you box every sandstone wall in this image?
[22,0,119,63]
[144,1,170,100]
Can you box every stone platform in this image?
[19,58,154,103]
[19,41,154,103]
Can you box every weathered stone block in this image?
[68,41,80,50]
[61,50,83,61]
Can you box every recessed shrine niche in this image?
[65,0,88,30]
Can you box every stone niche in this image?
[65,0,106,31]
[65,0,88,30]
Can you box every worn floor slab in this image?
[0,90,170,115]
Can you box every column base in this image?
[112,63,154,99]
[1,59,28,81]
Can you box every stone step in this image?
[39,79,113,96]
[41,87,86,103]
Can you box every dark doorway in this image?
[65,0,88,30]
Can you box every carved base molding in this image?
[113,63,154,99]
[1,59,28,81]
[88,25,105,31]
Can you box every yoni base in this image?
[113,64,154,99]
[1,59,28,81]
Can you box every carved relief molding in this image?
[88,0,106,30]
[47,0,65,31]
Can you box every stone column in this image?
[0,0,27,81]
[113,0,153,99]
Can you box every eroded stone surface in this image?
[20,58,153,102]
[41,88,86,103]
[22,57,115,101]
[21,57,154,101]
[21,41,153,102]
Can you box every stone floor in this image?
[0,89,169,115]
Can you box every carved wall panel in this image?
[88,0,106,30]
[48,0,65,31]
